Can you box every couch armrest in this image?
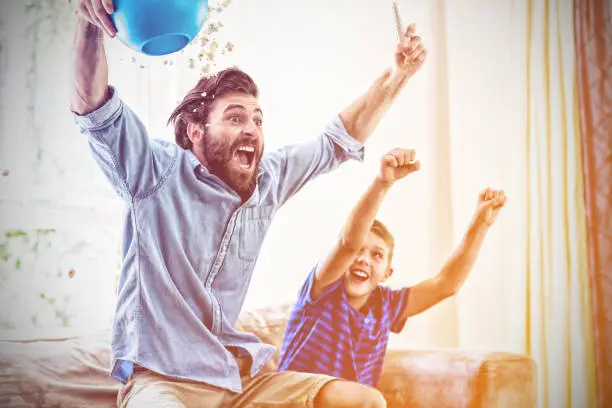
[378,349,537,408]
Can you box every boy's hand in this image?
[379,148,420,185]
[472,188,507,227]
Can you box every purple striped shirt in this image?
[277,267,410,387]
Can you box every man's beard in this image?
[202,136,261,201]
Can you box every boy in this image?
[277,148,507,389]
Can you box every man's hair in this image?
[167,67,259,150]
[371,219,395,266]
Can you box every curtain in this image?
[444,0,596,406]
[523,0,596,405]
[574,0,612,406]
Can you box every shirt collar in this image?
[186,149,203,171]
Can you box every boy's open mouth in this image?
[349,269,370,283]
[233,145,256,170]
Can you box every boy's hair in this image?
[371,219,395,266]
[167,67,259,150]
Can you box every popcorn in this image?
[206,22,220,35]
[181,0,234,72]
[210,39,219,52]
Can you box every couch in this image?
[0,304,537,407]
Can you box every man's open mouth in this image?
[349,269,370,283]
[233,145,256,170]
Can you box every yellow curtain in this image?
[441,0,596,406]
[525,0,596,406]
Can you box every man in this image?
[70,0,426,406]
[277,148,507,389]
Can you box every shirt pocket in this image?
[238,205,275,262]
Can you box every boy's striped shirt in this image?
[277,267,410,387]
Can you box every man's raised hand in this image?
[395,24,427,77]
[72,0,117,37]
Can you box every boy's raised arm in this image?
[311,149,420,300]
[399,188,507,321]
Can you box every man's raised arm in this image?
[265,24,426,205]
[70,0,116,115]
[339,24,426,144]
[69,1,174,201]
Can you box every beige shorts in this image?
[117,366,338,408]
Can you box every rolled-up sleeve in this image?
[73,86,176,200]
[323,115,365,160]
[388,287,411,333]
[263,115,365,205]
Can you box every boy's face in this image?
[343,231,393,299]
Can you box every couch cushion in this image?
[378,349,538,408]
[0,329,119,407]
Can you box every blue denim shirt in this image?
[73,87,364,393]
